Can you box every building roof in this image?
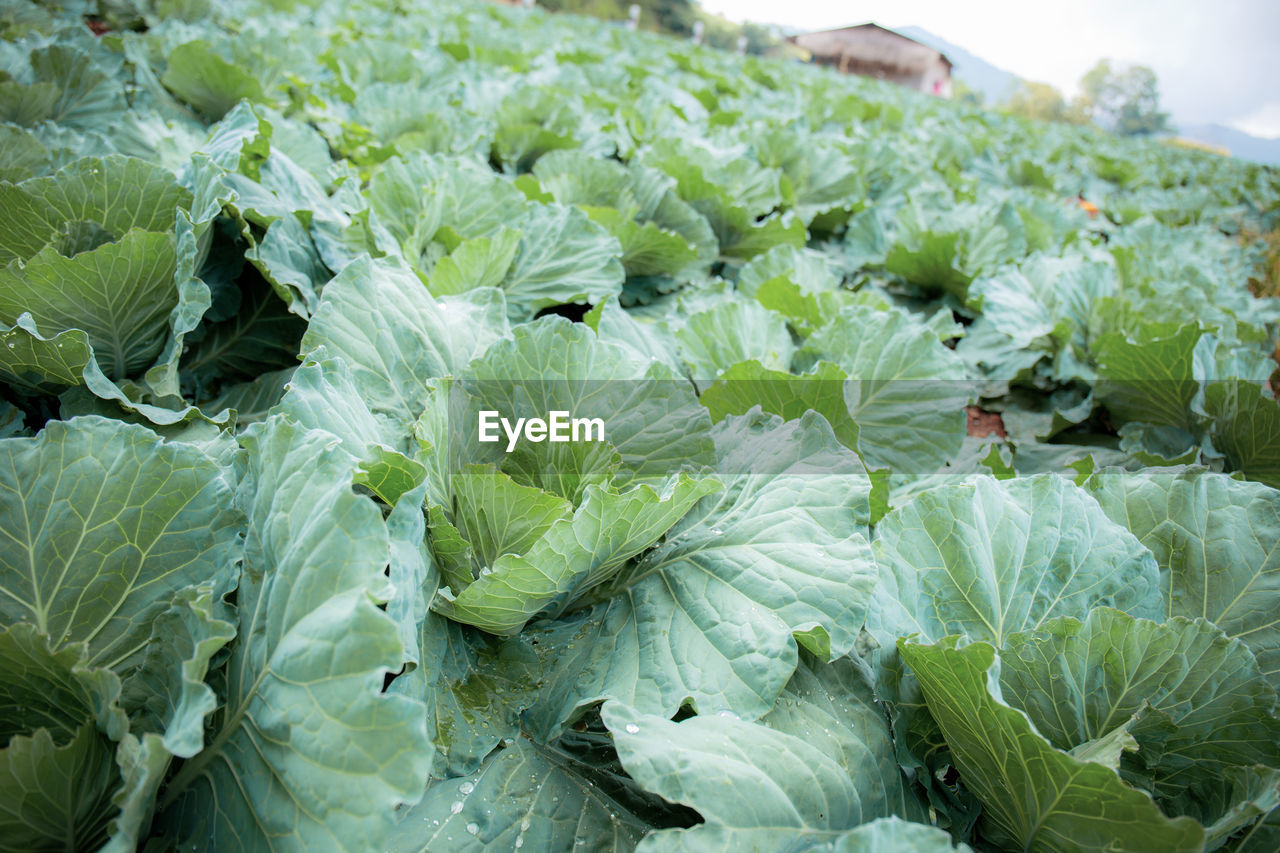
[789,23,952,75]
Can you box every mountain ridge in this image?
[893,25,1280,166]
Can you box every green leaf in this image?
[527,410,875,728]
[366,153,528,262]
[355,448,429,506]
[436,473,720,635]
[588,297,687,372]
[451,465,573,571]
[1000,608,1280,796]
[180,277,306,387]
[274,354,429,504]
[720,210,807,261]
[501,436,623,506]
[531,150,711,279]
[608,703,865,851]
[0,155,191,267]
[199,367,295,425]
[815,817,973,852]
[157,416,431,850]
[28,44,126,129]
[501,204,624,318]
[460,317,715,487]
[0,313,93,394]
[586,207,700,278]
[301,256,510,427]
[0,80,60,127]
[675,300,793,384]
[700,359,861,452]
[1166,767,1280,851]
[161,41,266,120]
[1095,323,1204,433]
[868,475,1163,649]
[0,726,118,853]
[1084,466,1280,684]
[0,229,178,380]
[885,232,971,299]
[428,228,521,296]
[102,732,171,853]
[0,417,241,671]
[393,610,543,778]
[142,210,213,400]
[0,124,51,183]
[120,583,236,759]
[605,656,927,850]
[899,639,1205,853]
[245,214,330,318]
[0,44,125,131]
[752,275,850,337]
[802,305,970,472]
[533,149,640,212]
[1205,380,1280,489]
[0,624,127,852]
[737,245,840,298]
[385,738,648,852]
[0,622,127,743]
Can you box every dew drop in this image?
[459,781,475,795]
[624,723,639,734]
[502,736,515,746]
[520,818,531,831]
[450,801,464,814]
[709,527,724,536]
[515,838,524,849]
[465,822,479,835]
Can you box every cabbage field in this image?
[3,0,1280,850]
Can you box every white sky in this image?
[699,0,1280,137]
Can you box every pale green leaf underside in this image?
[157,417,430,851]
[386,739,646,853]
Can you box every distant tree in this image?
[1002,80,1089,125]
[643,0,696,36]
[536,0,696,34]
[1003,81,1067,122]
[739,21,778,55]
[1075,59,1171,136]
[536,0,628,21]
[951,78,985,107]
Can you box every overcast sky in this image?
[699,0,1280,137]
